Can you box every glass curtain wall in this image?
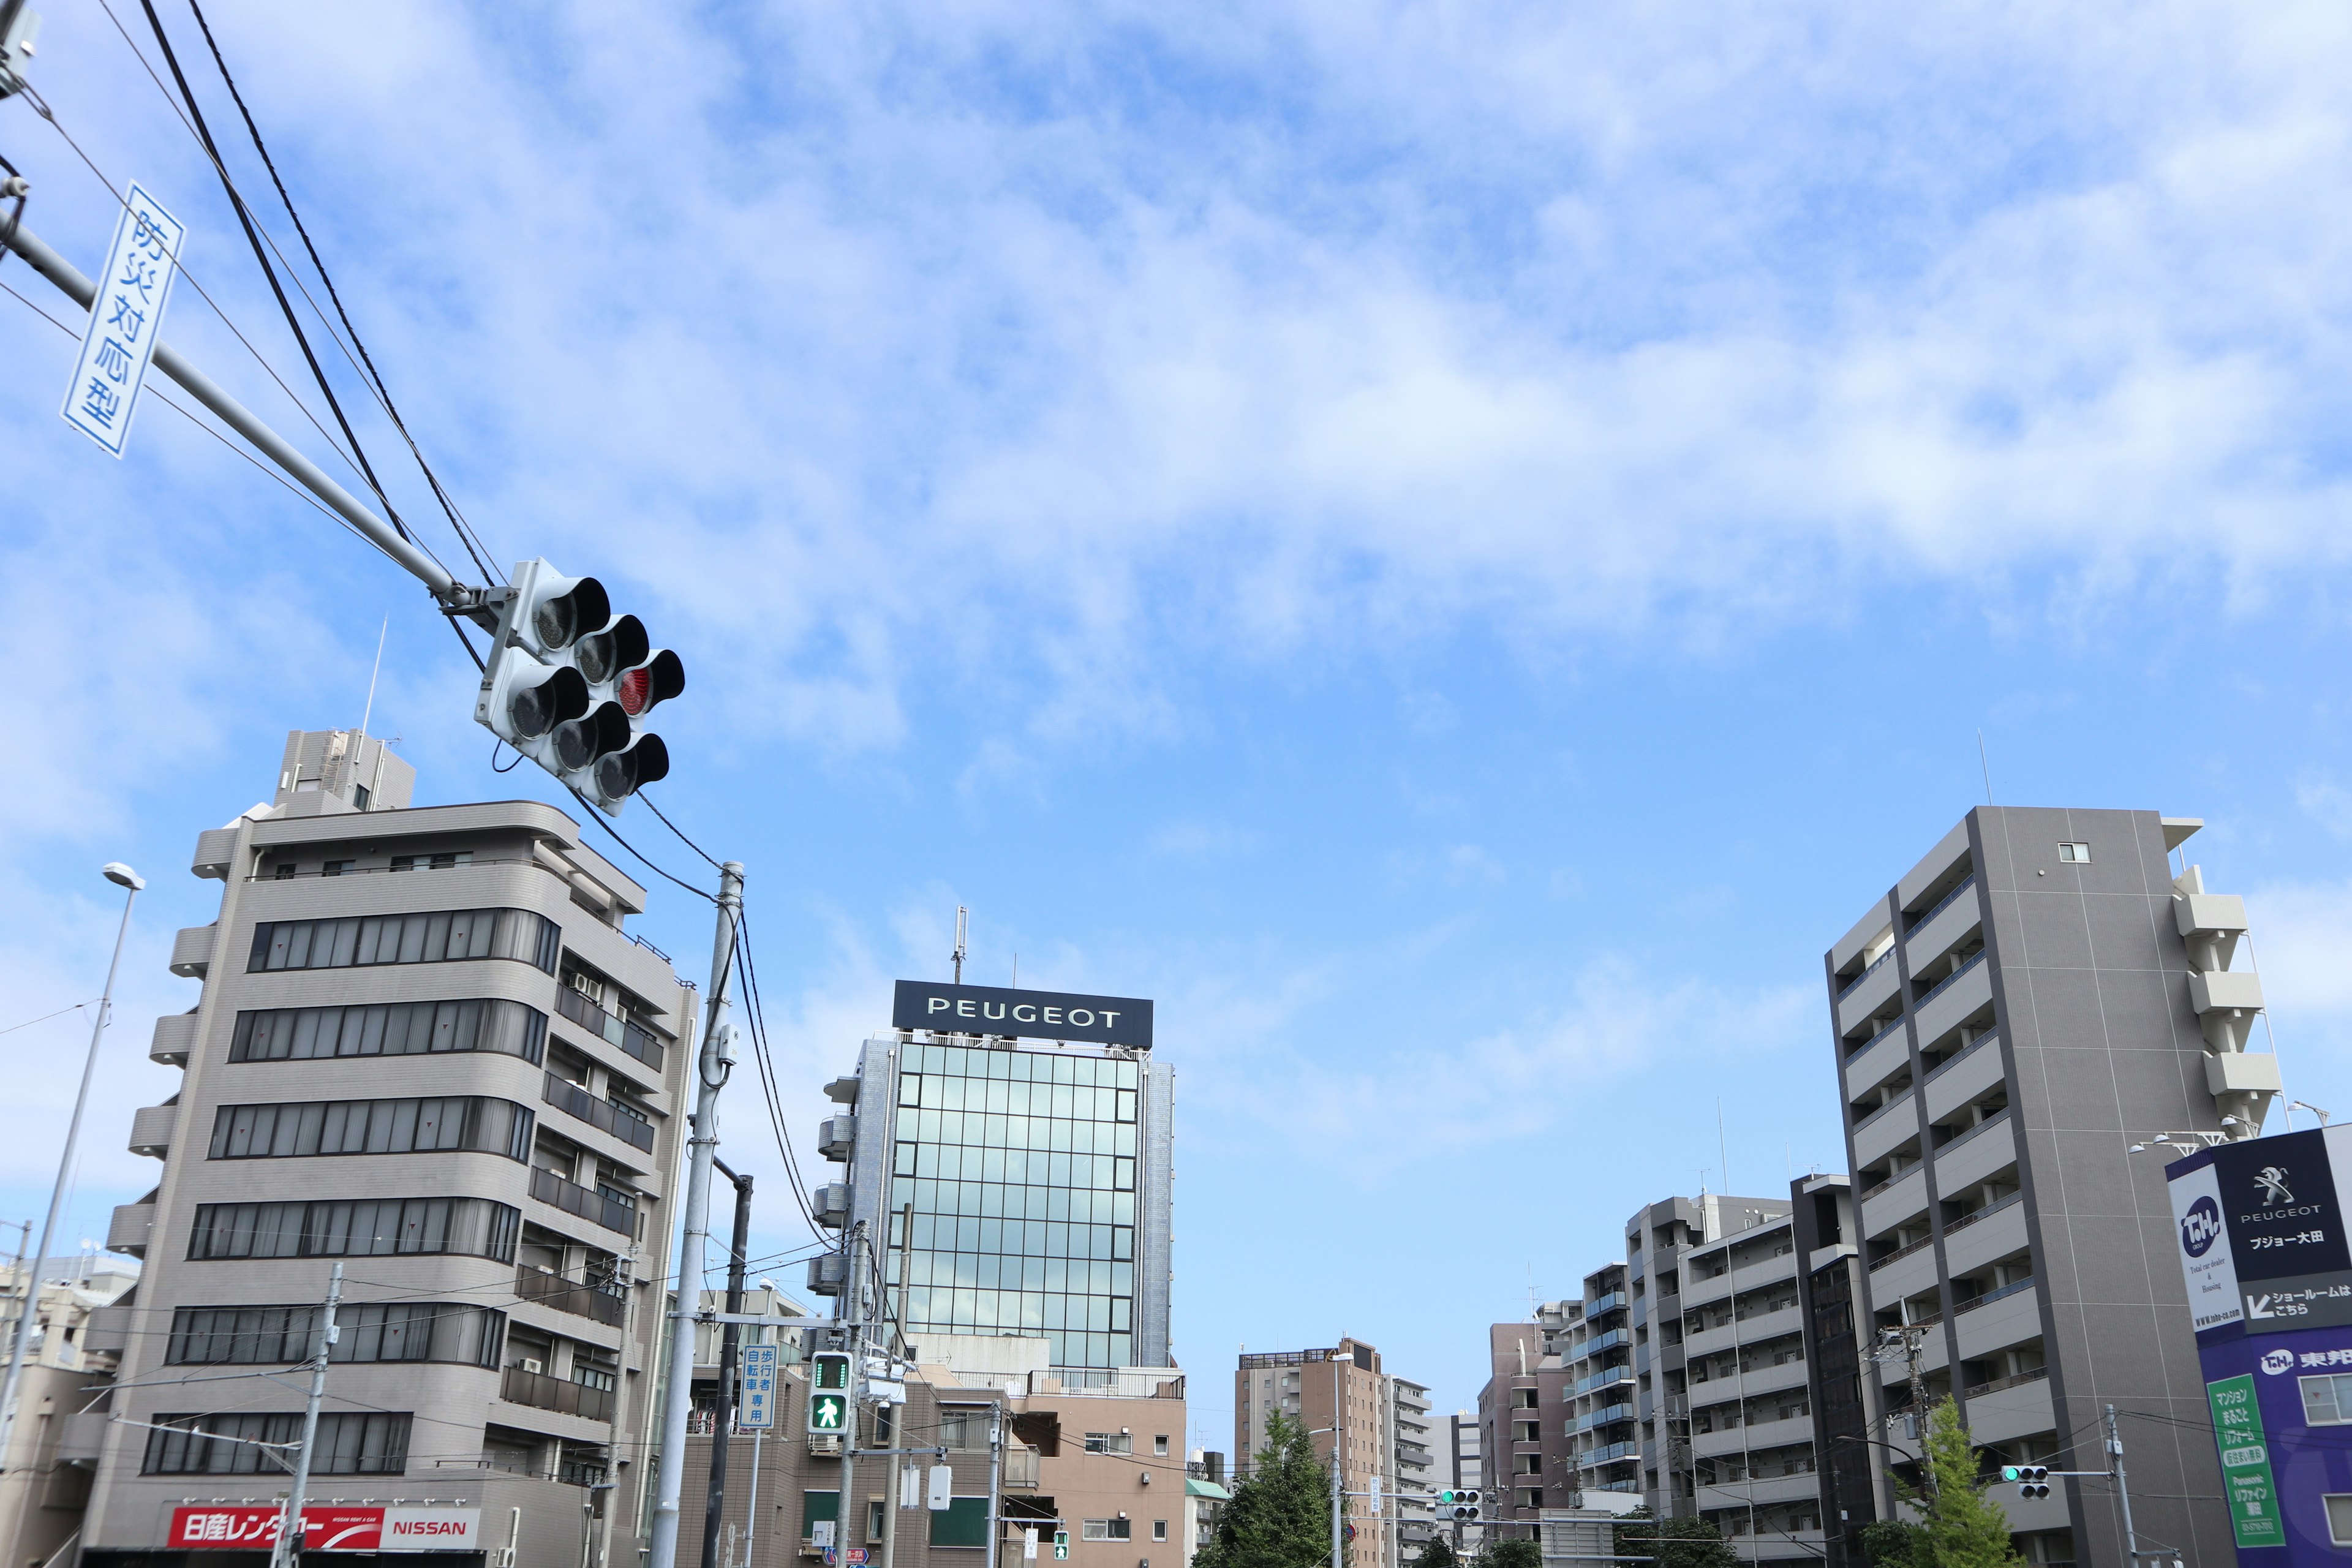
[890,1042,1140,1369]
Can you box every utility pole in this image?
[840,1223,865,1567]
[883,1204,913,1568]
[2106,1404,2141,1564]
[269,1263,344,1568]
[649,863,745,1568]
[985,1404,1004,1568]
[704,1162,754,1568]
[1330,1448,1343,1568]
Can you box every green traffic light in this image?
[2000,1466,2021,1482]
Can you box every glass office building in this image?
[821,1032,1174,1371]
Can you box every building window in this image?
[2324,1496,2352,1547]
[322,860,355,876]
[869,1501,888,1542]
[274,864,297,880]
[2302,1374,2352,1425]
[1085,1433,1134,1454]
[187,1197,519,1264]
[1153,1521,1168,1542]
[231,1000,548,1066]
[143,1412,410,1475]
[2057,842,2090,863]
[1083,1520,1132,1542]
[246,908,560,975]
[938,1411,993,1450]
[208,1096,534,1163]
[167,1303,503,1368]
[393,851,474,871]
[1155,1434,1170,1456]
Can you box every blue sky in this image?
[7,0,2352,1460]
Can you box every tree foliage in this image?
[1613,1509,1740,1568]
[1869,1398,2025,1568]
[1472,1538,1540,1568]
[1408,1537,1457,1568]
[1194,1412,1335,1568]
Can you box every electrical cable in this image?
[638,790,725,873]
[489,739,523,773]
[560,786,716,904]
[178,0,502,581]
[448,614,486,674]
[135,0,415,549]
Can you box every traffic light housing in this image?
[475,558,684,814]
[2001,1465,2051,1499]
[807,1349,852,1435]
[1438,1490,1481,1521]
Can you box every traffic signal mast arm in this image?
[1,218,491,622]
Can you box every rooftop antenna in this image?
[951,906,968,984]
[358,614,388,740]
[1977,729,1995,806]
[1717,1098,1731,1197]
[1011,952,1019,988]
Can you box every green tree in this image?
[1472,1539,1540,1568]
[1194,1412,1334,1568]
[1913,1398,2026,1568]
[1408,1537,1456,1568]
[1856,1518,1927,1568]
[1613,1509,1739,1568]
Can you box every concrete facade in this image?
[1232,1340,1401,1568]
[0,1258,140,1568]
[1476,1314,1571,1539]
[1788,1175,1880,1568]
[80,731,695,1568]
[1826,807,2252,1568]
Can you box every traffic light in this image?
[1438,1490,1481,1521]
[807,1349,851,1435]
[475,558,684,814]
[2000,1465,2051,1499]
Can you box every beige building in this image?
[0,1257,140,1568]
[674,1333,1189,1568]
[80,728,695,1568]
[1233,1338,1413,1568]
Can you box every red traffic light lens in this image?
[618,650,685,717]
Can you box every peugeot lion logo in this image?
[2182,1196,2223,1258]
[2256,1167,2294,1205]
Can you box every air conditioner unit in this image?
[521,1359,545,1376]
[813,1184,852,1229]
[809,1434,844,1457]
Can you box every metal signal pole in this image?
[649,864,744,1568]
[703,1163,754,1568]
[268,1263,344,1568]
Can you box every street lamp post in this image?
[0,861,143,1472]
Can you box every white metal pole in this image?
[0,868,138,1472]
[268,1262,344,1568]
[745,1431,763,1568]
[649,862,744,1568]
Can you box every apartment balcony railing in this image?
[515,1266,628,1328]
[1588,1291,1629,1317]
[542,1073,657,1153]
[1573,1366,1635,1397]
[1908,875,1979,935]
[529,1166,638,1237]
[1860,1163,1918,1202]
[1869,1233,1935,1273]
[1851,1091,1913,1136]
[1924,1029,2000,1082]
[1836,948,1896,1001]
[1913,949,1986,1010]
[1935,1106,2011,1155]
[1846,1014,1907,1060]
[1576,1403,1635,1433]
[554,986,666,1073]
[1940,1191,2023,1240]
[1576,1442,1638,1469]
[1962,1365,2049,1400]
[1957,1276,2036,1314]
[501,1363,616,1422]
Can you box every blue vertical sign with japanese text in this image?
[739,1342,778,1430]
[61,183,184,458]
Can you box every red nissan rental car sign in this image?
[169,1506,480,1551]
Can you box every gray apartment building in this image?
[1560,1265,1636,1504]
[1477,1312,1572,1536]
[813,1010,1174,1374]
[1826,807,2270,1568]
[80,728,695,1568]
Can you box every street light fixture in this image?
[0,861,143,1471]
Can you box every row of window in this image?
[902,1044,1143,1089]
[891,1178,1137,1229]
[247,908,559,974]
[899,1072,1139,1124]
[143,1412,410,1476]
[895,1109,1137,1159]
[209,1096,534,1163]
[900,1287,1131,1333]
[902,1214,1134,1262]
[230,1000,548,1066]
[189,1198,521,1263]
[895,1254,1133,1295]
[165,1302,505,1368]
[897,1143,1136,1191]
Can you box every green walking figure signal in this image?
[1053,1533,1069,1560]
[808,1350,852,1434]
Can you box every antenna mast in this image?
[952,906,968,984]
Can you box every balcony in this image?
[1924,1033,2005,1121]
[1588,1291,1629,1317]
[1574,1365,1635,1398]
[1913,952,1992,1047]
[1576,1403,1635,1433]
[1842,1023,1911,1105]
[501,1364,615,1422]
[529,1166,638,1236]
[1934,1111,2016,1196]
[1004,1445,1041,1489]
[1852,1095,1918,1171]
[1576,1441,1638,1470]
[516,1267,628,1328]
[106,1200,155,1257]
[542,1074,657,1153]
[150,1012,199,1067]
[169,924,216,978]
[191,826,239,880]
[1903,877,1981,974]
[1835,962,1902,1042]
[1834,947,1896,1003]
[554,986,666,1073]
[127,1103,177,1159]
